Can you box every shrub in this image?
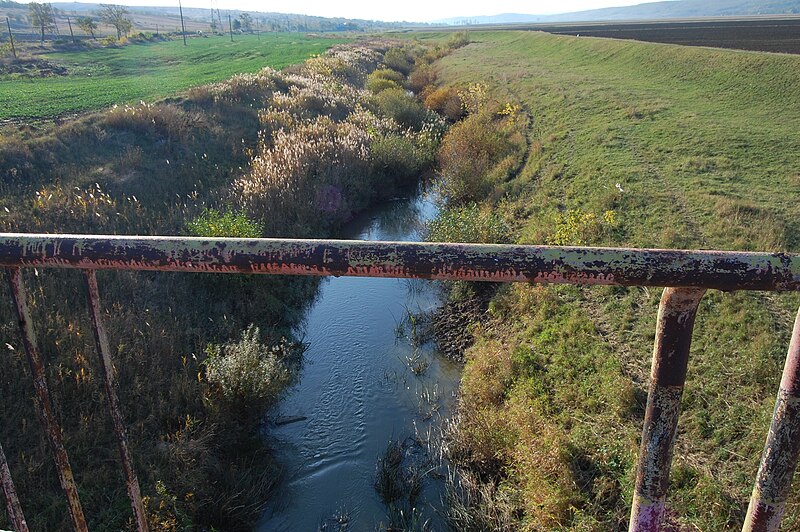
[424,86,464,122]
[437,109,523,203]
[407,64,437,94]
[371,134,421,179]
[384,47,413,75]
[374,88,428,131]
[186,209,263,238]
[447,31,471,49]
[366,76,402,94]
[205,325,299,421]
[370,68,406,85]
[459,83,489,115]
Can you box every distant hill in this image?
[437,0,800,24]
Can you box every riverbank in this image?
[423,30,800,529]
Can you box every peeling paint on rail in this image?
[0,234,799,290]
[4,233,800,532]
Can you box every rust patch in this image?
[0,234,797,290]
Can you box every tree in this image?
[238,13,252,32]
[77,16,97,40]
[28,2,55,45]
[98,4,132,40]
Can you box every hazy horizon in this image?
[24,0,658,23]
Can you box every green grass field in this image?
[0,33,346,121]
[427,30,800,529]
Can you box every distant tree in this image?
[77,16,97,40]
[238,13,252,32]
[232,18,241,31]
[98,4,132,40]
[28,2,55,45]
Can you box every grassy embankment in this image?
[0,33,344,121]
[424,30,800,529]
[0,37,455,530]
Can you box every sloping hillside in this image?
[427,30,800,529]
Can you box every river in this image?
[258,187,461,531]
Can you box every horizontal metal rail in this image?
[0,234,799,290]
[1,233,799,532]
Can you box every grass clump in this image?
[186,209,264,238]
[427,203,510,244]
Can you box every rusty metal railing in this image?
[1,233,800,531]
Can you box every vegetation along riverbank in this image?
[417,29,800,530]
[0,35,466,529]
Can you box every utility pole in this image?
[6,17,17,60]
[255,17,260,40]
[228,12,233,42]
[178,0,187,45]
[66,15,75,44]
[155,24,158,36]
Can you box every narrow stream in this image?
[259,187,460,531]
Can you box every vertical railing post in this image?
[0,440,28,532]
[743,306,800,531]
[5,268,88,531]
[629,287,706,531]
[83,270,149,531]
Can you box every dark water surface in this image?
[259,189,460,531]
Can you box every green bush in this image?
[447,31,471,50]
[437,115,503,203]
[186,209,264,238]
[374,88,428,131]
[384,47,413,75]
[371,134,421,179]
[370,68,406,84]
[366,76,402,94]
[437,108,526,203]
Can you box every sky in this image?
[36,0,656,23]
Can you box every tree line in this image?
[25,2,132,43]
